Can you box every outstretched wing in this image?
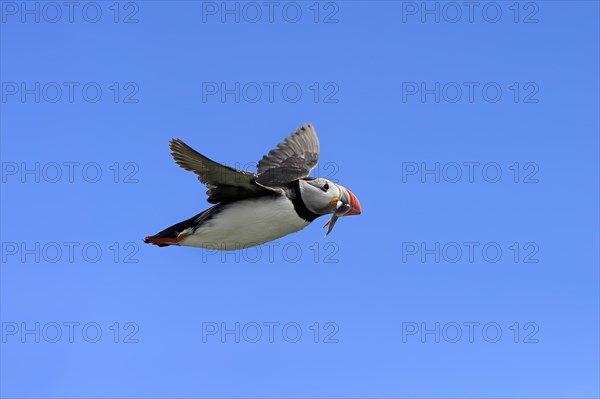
[255,123,320,187]
[170,139,272,204]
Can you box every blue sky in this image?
[1,1,599,398]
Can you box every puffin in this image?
[144,123,361,250]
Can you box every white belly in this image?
[179,196,311,250]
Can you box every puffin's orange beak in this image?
[343,188,362,216]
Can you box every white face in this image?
[298,178,344,215]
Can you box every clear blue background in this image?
[1,1,599,398]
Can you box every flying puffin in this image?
[144,123,362,250]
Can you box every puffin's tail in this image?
[144,211,206,247]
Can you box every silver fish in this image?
[322,204,352,236]
[322,215,339,237]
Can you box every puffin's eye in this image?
[323,183,329,191]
